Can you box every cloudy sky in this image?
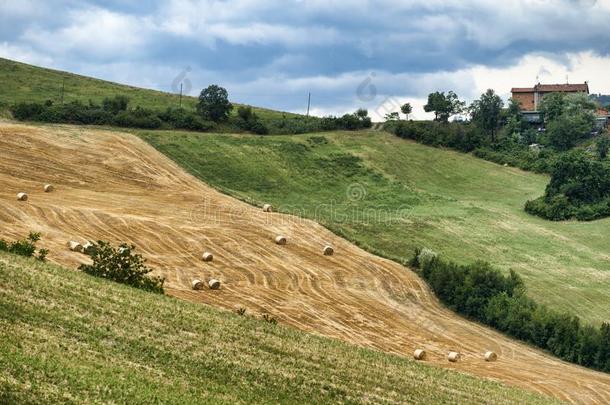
[2,0,610,119]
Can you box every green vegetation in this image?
[1,58,372,135]
[140,129,610,326]
[0,252,554,404]
[525,151,610,221]
[0,232,48,262]
[79,241,165,294]
[411,249,610,372]
[0,57,289,122]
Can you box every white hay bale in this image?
[262,204,273,213]
[275,235,287,245]
[17,192,28,201]
[413,349,426,360]
[191,279,204,290]
[484,351,498,362]
[68,240,83,253]
[447,351,461,362]
[323,245,334,256]
[208,279,221,290]
[44,184,54,192]
[202,252,214,262]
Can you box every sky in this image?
[2,0,610,119]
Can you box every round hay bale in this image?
[323,245,334,256]
[413,349,426,360]
[262,204,273,213]
[191,279,204,290]
[16,192,28,201]
[208,279,221,290]
[68,241,83,253]
[275,235,287,245]
[44,184,54,192]
[447,351,461,362]
[202,252,214,262]
[484,351,498,362]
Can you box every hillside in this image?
[0,57,295,121]
[141,129,610,326]
[2,253,556,404]
[1,122,609,403]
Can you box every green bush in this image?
[0,232,48,261]
[79,241,164,294]
[388,120,484,152]
[411,248,610,372]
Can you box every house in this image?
[511,82,590,124]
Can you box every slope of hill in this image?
[1,122,609,403]
[141,129,610,326]
[2,253,555,404]
[0,57,295,121]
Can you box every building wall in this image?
[512,92,535,111]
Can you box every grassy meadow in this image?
[0,252,554,404]
[141,129,610,326]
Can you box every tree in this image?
[424,91,465,122]
[507,98,522,118]
[384,112,400,121]
[400,103,412,120]
[355,108,368,119]
[546,113,594,151]
[597,135,609,159]
[539,93,566,122]
[469,89,504,143]
[197,85,233,122]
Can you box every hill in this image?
[1,122,609,403]
[0,57,296,121]
[141,129,610,326]
[2,253,555,404]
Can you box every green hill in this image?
[140,129,610,326]
[0,57,296,121]
[0,252,552,404]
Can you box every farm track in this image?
[1,122,609,404]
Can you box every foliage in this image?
[0,232,47,261]
[388,120,484,152]
[525,150,610,220]
[400,103,412,119]
[546,113,594,151]
[423,91,465,122]
[411,249,610,372]
[197,85,233,122]
[469,89,504,142]
[596,135,609,159]
[79,241,164,293]
[384,112,400,121]
[235,106,268,134]
[102,95,130,114]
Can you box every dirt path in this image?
[1,122,608,403]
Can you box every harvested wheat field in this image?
[0,122,608,403]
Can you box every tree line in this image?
[411,248,610,373]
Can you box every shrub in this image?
[0,232,47,260]
[389,120,484,152]
[79,241,164,293]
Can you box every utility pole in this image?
[60,77,65,104]
[306,92,311,116]
[179,83,183,108]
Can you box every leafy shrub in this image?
[389,120,484,152]
[411,248,610,372]
[525,151,610,220]
[79,241,164,293]
[0,232,47,261]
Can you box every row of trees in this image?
[411,249,610,372]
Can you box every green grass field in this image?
[0,252,553,404]
[141,129,610,326]
[0,57,297,121]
